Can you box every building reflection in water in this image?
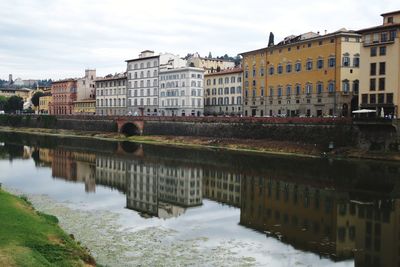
[2,132,400,266]
[240,174,400,267]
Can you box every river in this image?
[0,132,398,267]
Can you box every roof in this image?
[356,23,400,34]
[381,10,400,16]
[205,68,243,77]
[125,55,159,62]
[159,66,204,74]
[95,73,127,82]
[52,78,77,84]
[240,30,360,55]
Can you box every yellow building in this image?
[240,30,361,117]
[240,48,268,116]
[187,53,235,73]
[0,87,32,102]
[204,68,243,116]
[357,10,400,117]
[73,99,96,115]
[38,94,52,114]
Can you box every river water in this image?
[0,132,399,267]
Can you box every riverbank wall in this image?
[0,114,398,151]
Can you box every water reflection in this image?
[1,132,399,266]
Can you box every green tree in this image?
[31,91,44,107]
[5,96,23,113]
[0,96,8,110]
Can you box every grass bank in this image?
[0,188,95,267]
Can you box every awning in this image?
[352,109,376,114]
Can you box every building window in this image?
[306,84,312,95]
[389,30,397,41]
[286,85,291,96]
[317,83,323,94]
[328,57,335,67]
[370,63,376,76]
[342,56,350,67]
[370,78,376,91]
[379,46,386,56]
[387,93,393,104]
[260,68,265,76]
[362,94,368,104]
[277,64,283,74]
[370,94,376,104]
[269,87,274,96]
[295,62,301,72]
[378,93,385,104]
[269,66,274,75]
[353,56,360,67]
[295,84,301,95]
[317,58,324,69]
[353,80,359,94]
[278,87,282,97]
[379,62,386,75]
[370,47,377,57]
[286,64,292,73]
[379,78,385,91]
[306,60,313,70]
[342,80,349,93]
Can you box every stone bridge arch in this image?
[116,119,144,136]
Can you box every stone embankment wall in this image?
[144,120,357,147]
[0,115,399,151]
[0,115,117,132]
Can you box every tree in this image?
[0,96,7,110]
[31,91,44,107]
[4,96,23,113]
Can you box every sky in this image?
[0,0,399,80]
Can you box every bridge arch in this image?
[120,122,141,136]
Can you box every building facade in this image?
[241,30,361,117]
[159,67,205,116]
[187,53,235,73]
[77,69,96,101]
[49,79,77,115]
[73,99,96,115]
[38,94,52,114]
[357,11,400,117]
[204,68,243,116]
[95,73,127,115]
[126,50,160,116]
[240,48,268,116]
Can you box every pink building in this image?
[49,79,77,115]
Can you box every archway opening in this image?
[121,122,140,136]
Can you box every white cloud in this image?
[0,0,398,79]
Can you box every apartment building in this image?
[187,52,235,73]
[159,67,205,116]
[240,30,361,117]
[95,73,127,115]
[204,68,243,116]
[49,79,77,115]
[357,10,400,117]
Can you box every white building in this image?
[126,50,192,116]
[95,72,127,116]
[159,67,205,116]
[77,69,96,101]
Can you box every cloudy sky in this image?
[0,0,398,80]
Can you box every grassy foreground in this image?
[0,189,95,267]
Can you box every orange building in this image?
[49,79,77,115]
